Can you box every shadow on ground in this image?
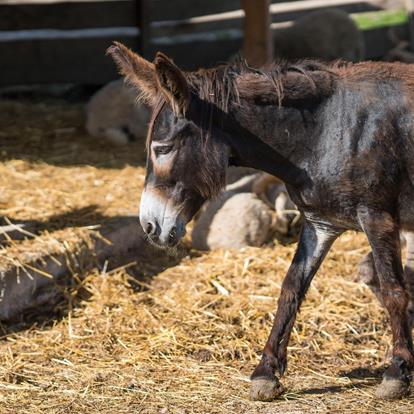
[0,97,147,169]
[0,209,187,334]
[286,367,383,399]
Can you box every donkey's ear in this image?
[106,42,158,106]
[154,52,190,116]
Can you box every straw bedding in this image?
[0,99,413,413]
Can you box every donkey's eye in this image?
[153,145,174,156]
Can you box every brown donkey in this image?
[108,42,414,401]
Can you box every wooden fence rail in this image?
[0,0,409,86]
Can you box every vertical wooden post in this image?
[405,0,414,51]
[137,0,151,58]
[241,0,273,67]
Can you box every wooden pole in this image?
[137,0,151,58]
[241,0,273,67]
[405,0,414,51]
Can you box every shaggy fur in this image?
[108,43,414,402]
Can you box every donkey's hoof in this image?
[375,377,410,400]
[250,377,284,401]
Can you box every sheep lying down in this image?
[191,171,299,251]
[86,79,150,145]
[273,8,364,61]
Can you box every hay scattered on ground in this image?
[0,99,413,413]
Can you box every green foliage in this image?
[352,9,408,31]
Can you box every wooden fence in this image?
[0,0,409,86]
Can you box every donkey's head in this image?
[107,43,230,248]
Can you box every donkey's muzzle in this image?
[139,187,188,248]
[141,217,182,247]
[140,213,186,249]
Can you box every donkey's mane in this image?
[185,58,340,111]
[147,58,414,149]
[182,58,414,110]
[146,59,341,150]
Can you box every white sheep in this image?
[191,170,299,251]
[191,191,273,250]
[86,79,150,145]
[273,9,364,61]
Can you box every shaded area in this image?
[340,366,384,380]
[0,98,147,169]
[0,205,103,241]
[0,209,186,332]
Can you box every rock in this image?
[0,216,179,322]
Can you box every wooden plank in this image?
[0,36,138,86]
[152,4,382,38]
[0,33,241,86]
[405,0,414,50]
[0,16,406,87]
[0,0,242,30]
[270,2,382,23]
[150,37,242,69]
[241,0,272,66]
[150,0,383,22]
[137,0,151,57]
[0,1,137,30]
[150,0,240,22]
[269,0,384,14]
[0,0,384,32]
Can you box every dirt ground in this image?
[0,99,413,413]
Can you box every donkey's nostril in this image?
[145,221,156,236]
[168,226,178,245]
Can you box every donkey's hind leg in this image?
[403,232,414,328]
[358,233,414,328]
[250,218,339,401]
[358,209,414,400]
[357,251,383,304]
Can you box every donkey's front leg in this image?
[358,208,414,400]
[250,219,340,401]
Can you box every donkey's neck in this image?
[224,100,321,187]
[223,111,313,187]
[188,62,336,186]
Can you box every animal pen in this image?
[1,0,414,85]
[1,1,414,413]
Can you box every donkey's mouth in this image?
[143,220,186,250]
[147,234,180,250]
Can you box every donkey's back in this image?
[295,61,414,231]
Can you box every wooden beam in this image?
[241,0,272,67]
[0,36,137,86]
[405,0,414,50]
[0,1,136,31]
[137,0,151,58]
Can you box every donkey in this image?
[107,42,414,401]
